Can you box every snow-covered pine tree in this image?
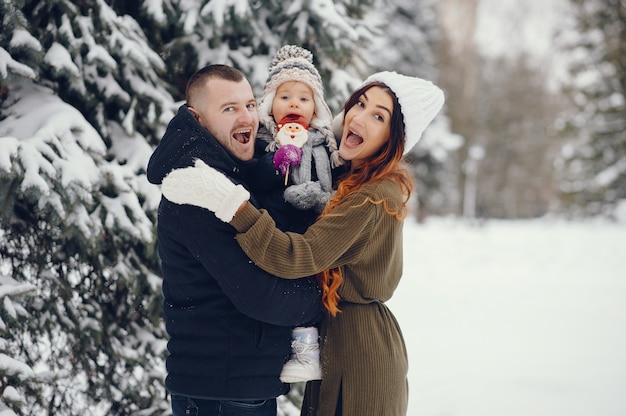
[364,0,439,79]
[0,274,36,416]
[0,0,172,414]
[556,0,626,217]
[146,0,380,112]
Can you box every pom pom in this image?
[270,45,314,69]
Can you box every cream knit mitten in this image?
[161,159,250,222]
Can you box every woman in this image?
[162,71,444,415]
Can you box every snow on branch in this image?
[9,28,42,52]
[200,0,251,27]
[0,79,154,244]
[44,43,80,78]
[0,47,36,80]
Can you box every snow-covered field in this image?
[388,218,626,416]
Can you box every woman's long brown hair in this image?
[318,82,414,316]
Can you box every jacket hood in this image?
[147,105,253,185]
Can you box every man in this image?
[147,65,324,416]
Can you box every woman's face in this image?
[339,86,393,167]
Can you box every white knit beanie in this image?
[357,71,445,155]
[258,45,333,133]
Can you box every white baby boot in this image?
[280,326,322,383]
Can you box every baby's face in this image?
[272,81,316,125]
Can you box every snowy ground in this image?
[387,217,626,416]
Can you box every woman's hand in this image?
[161,159,250,222]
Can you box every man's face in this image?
[191,77,259,161]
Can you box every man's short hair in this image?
[185,64,245,104]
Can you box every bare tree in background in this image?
[474,54,564,218]
[437,0,565,219]
[437,0,480,217]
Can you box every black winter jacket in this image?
[147,105,324,400]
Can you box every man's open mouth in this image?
[233,130,252,144]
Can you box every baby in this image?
[255,45,342,217]
[251,45,343,384]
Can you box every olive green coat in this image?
[231,179,409,416]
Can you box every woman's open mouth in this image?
[344,130,364,147]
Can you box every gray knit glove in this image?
[161,159,250,222]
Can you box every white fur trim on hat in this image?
[258,45,333,135]
[359,71,445,155]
